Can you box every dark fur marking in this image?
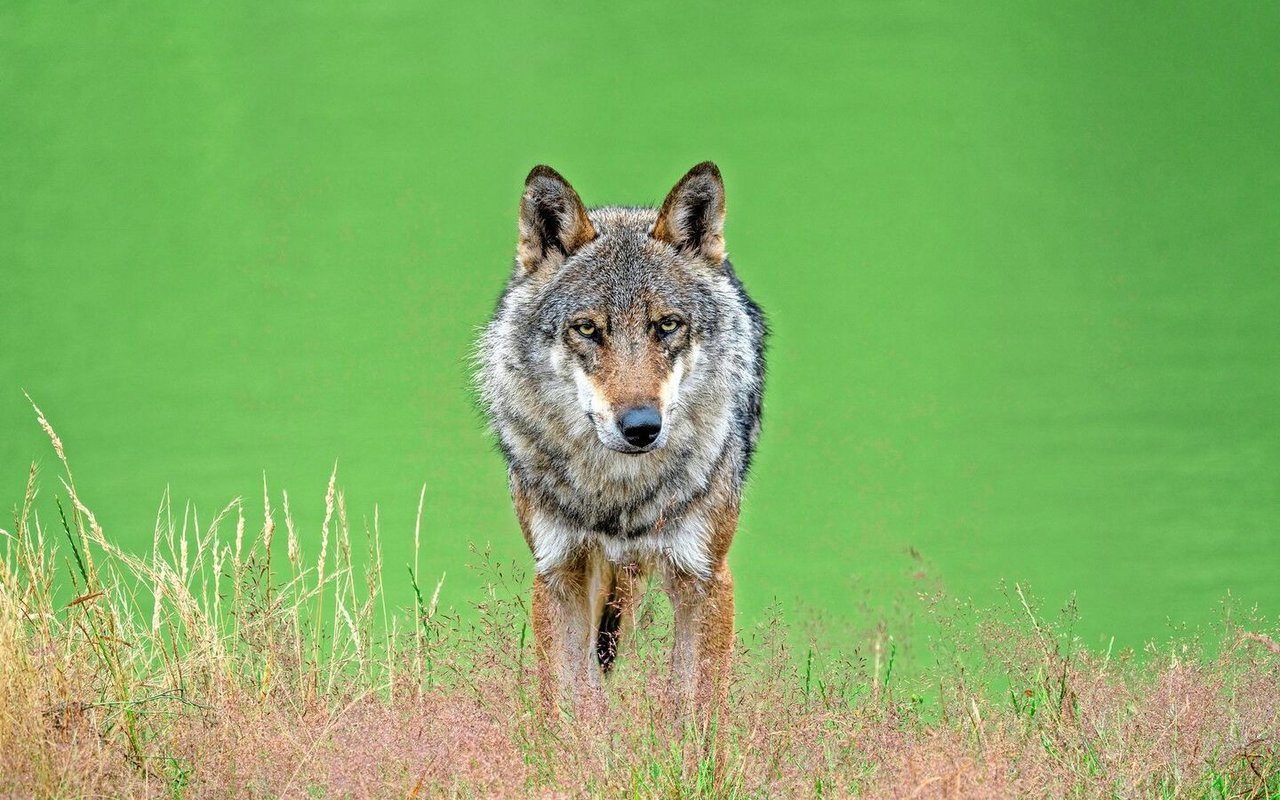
[534,201,568,259]
[596,586,623,672]
[679,194,709,253]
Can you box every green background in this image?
[3,2,1277,655]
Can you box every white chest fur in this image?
[529,509,714,579]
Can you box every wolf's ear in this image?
[652,161,726,264]
[517,166,596,274]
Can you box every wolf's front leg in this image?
[532,561,604,717]
[668,561,735,721]
[668,502,739,720]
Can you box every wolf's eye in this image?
[657,318,681,334]
[573,322,597,338]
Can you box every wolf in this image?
[476,162,766,715]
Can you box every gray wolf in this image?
[476,162,766,716]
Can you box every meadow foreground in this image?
[2,411,1277,799]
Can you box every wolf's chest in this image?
[517,433,726,577]
[527,504,714,579]
[556,447,692,535]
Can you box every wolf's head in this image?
[508,162,730,455]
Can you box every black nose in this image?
[618,406,662,448]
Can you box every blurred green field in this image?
[3,1,1278,656]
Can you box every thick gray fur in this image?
[476,191,766,579]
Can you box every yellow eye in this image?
[658,318,681,334]
[574,322,597,337]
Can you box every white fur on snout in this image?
[572,365,625,447]
[658,353,686,412]
[572,365,647,452]
[571,365,610,421]
[548,346,567,375]
[571,347,699,454]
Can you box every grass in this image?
[2,403,1278,799]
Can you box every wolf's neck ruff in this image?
[506,377,740,577]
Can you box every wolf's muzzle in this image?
[618,406,662,448]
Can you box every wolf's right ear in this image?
[517,166,596,275]
[652,162,726,264]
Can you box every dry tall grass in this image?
[2,404,1277,798]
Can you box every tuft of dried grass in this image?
[1,407,1277,799]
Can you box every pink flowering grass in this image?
[2,406,1277,799]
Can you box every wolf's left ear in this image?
[652,161,726,264]
[518,166,596,275]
